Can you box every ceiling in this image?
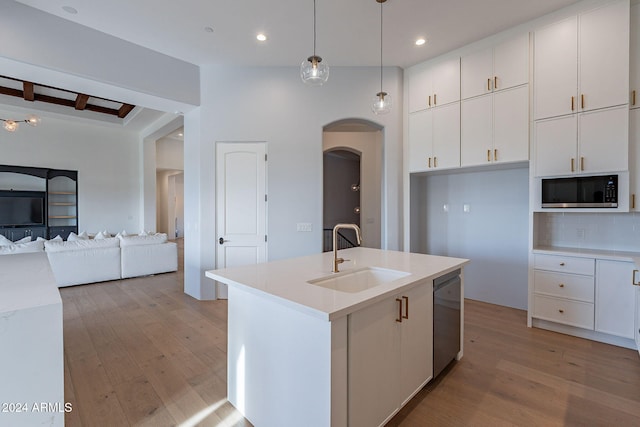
[15,0,581,69]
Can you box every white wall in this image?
[411,167,530,310]
[184,65,403,299]
[0,108,141,234]
[156,138,184,170]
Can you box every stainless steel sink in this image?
[307,267,410,293]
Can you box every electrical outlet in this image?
[296,223,313,232]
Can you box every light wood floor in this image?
[61,243,640,426]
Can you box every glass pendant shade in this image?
[372,91,392,115]
[301,55,329,86]
[3,120,18,132]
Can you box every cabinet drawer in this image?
[533,254,594,275]
[533,295,594,330]
[533,270,594,302]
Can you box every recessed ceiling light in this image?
[256,33,267,42]
[204,26,214,33]
[415,38,426,46]
[177,133,184,137]
[62,6,78,14]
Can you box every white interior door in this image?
[216,142,267,299]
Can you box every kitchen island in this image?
[206,247,468,427]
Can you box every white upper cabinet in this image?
[461,32,529,100]
[630,109,640,210]
[535,105,628,177]
[408,103,460,173]
[631,2,640,109]
[408,57,460,113]
[462,84,529,167]
[534,0,630,120]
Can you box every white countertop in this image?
[206,247,469,321]
[0,252,61,314]
[533,245,640,267]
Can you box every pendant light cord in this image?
[313,0,317,57]
[379,0,383,92]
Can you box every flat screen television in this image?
[0,191,45,227]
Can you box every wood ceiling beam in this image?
[0,86,23,98]
[23,82,34,101]
[118,104,135,118]
[75,94,89,110]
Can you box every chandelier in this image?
[1,115,40,132]
[372,0,392,115]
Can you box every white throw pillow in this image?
[16,236,31,243]
[78,231,89,239]
[50,235,63,242]
[115,230,129,238]
[94,231,110,240]
[0,234,12,246]
[0,240,45,255]
[138,230,149,236]
[68,231,89,241]
[118,233,168,246]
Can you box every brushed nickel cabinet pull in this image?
[396,298,403,322]
[402,296,409,319]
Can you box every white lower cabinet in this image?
[595,260,636,339]
[532,253,638,346]
[532,254,595,329]
[348,281,432,427]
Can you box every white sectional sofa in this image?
[0,233,178,287]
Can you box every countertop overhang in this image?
[206,247,469,321]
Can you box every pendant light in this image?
[372,0,391,115]
[301,0,329,85]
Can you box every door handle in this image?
[633,269,640,286]
[396,298,403,322]
[402,296,409,319]
[219,237,228,245]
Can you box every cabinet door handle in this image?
[580,157,584,171]
[428,95,431,107]
[570,158,575,172]
[581,94,585,109]
[487,78,491,91]
[633,90,637,106]
[632,194,636,210]
[434,157,437,168]
[428,157,432,168]
[494,76,498,90]
[560,262,565,266]
[559,283,565,288]
[433,93,437,105]
[487,149,491,162]
[494,149,498,162]
[571,96,575,111]
[633,270,640,286]
[402,296,409,319]
[558,309,564,314]
[396,298,403,322]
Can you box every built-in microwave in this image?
[541,175,618,208]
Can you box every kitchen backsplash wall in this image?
[535,212,640,252]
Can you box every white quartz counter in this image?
[0,253,61,313]
[206,247,469,321]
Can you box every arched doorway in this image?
[323,119,383,251]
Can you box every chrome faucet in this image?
[332,223,362,273]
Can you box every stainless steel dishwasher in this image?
[433,269,461,378]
